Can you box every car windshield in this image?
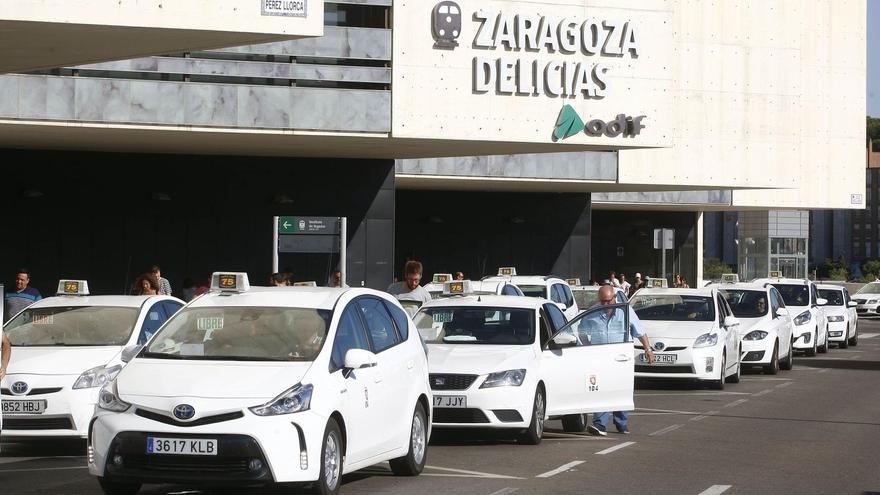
[414,307,535,345]
[771,284,809,307]
[818,289,844,306]
[573,290,599,310]
[856,282,880,295]
[631,295,715,322]
[518,285,547,298]
[719,290,768,318]
[144,307,331,361]
[5,306,140,346]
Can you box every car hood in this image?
[822,306,847,316]
[6,346,121,375]
[637,320,715,339]
[427,344,535,375]
[734,317,770,333]
[117,359,313,399]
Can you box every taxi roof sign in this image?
[56,279,89,296]
[566,278,581,286]
[769,270,783,278]
[647,277,668,288]
[442,280,473,296]
[211,272,250,292]
[497,267,517,276]
[721,273,739,283]
[293,281,318,287]
[432,273,453,284]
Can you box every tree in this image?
[863,260,880,281]
[869,117,880,151]
[703,258,733,281]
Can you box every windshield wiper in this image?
[196,355,291,362]
[140,351,185,359]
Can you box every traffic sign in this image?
[278,216,339,235]
[653,228,674,249]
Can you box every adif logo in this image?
[554,104,645,141]
[432,1,462,49]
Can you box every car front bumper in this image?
[429,381,535,429]
[826,320,849,342]
[634,345,724,381]
[740,337,777,365]
[1,373,98,440]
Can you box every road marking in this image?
[776,382,793,388]
[424,466,524,480]
[535,460,585,478]
[817,368,830,373]
[636,407,705,415]
[635,392,749,397]
[851,355,862,359]
[740,377,791,381]
[859,332,878,339]
[488,488,519,495]
[753,389,774,397]
[0,466,87,473]
[649,424,683,436]
[595,441,636,455]
[698,485,732,495]
[723,399,748,408]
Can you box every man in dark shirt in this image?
[4,268,42,323]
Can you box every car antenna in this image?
[477,295,482,302]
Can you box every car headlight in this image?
[693,333,718,348]
[249,384,313,416]
[793,310,812,325]
[480,369,527,388]
[743,330,768,341]
[868,300,878,304]
[73,364,122,389]
[97,381,130,412]
[826,315,844,322]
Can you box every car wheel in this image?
[561,413,587,433]
[849,324,859,347]
[518,387,545,445]
[805,329,817,357]
[312,419,343,495]
[839,326,849,349]
[818,327,829,354]
[764,341,780,375]
[711,353,726,390]
[97,478,141,495]
[780,340,794,371]
[390,402,428,476]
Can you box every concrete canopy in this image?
[0,0,323,73]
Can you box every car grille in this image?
[433,408,490,423]
[1,387,63,396]
[123,456,251,474]
[635,365,695,374]
[3,416,74,430]
[430,374,478,390]
[135,409,244,428]
[635,345,687,352]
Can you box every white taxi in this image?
[415,291,634,444]
[712,282,794,374]
[852,282,880,318]
[817,284,859,348]
[482,267,580,319]
[1,280,183,440]
[425,274,454,299]
[89,273,430,495]
[752,277,829,356]
[630,287,742,389]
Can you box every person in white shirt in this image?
[608,270,621,288]
[619,274,631,294]
[386,261,432,304]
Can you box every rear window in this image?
[518,285,547,298]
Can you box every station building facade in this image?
[0,0,867,295]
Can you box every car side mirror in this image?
[723,315,740,328]
[816,298,828,306]
[121,344,143,363]
[548,332,578,349]
[343,349,378,377]
[848,301,857,307]
[556,302,568,311]
[774,308,789,318]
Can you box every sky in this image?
[870,0,879,117]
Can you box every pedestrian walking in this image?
[151,265,172,296]
[4,268,42,323]
[134,273,161,295]
[619,274,631,294]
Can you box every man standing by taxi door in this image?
[587,285,654,436]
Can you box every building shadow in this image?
[797,358,880,371]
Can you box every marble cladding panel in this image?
[290,88,390,132]
[291,65,390,84]
[129,81,161,123]
[216,27,392,61]
[0,76,19,117]
[592,191,733,205]
[237,86,290,128]
[184,84,238,127]
[46,77,75,119]
[395,152,618,181]
[19,75,47,119]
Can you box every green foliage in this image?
[817,256,848,280]
[703,258,733,281]
[869,117,880,150]
[862,260,880,281]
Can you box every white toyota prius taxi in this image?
[1,280,183,440]
[630,287,742,389]
[415,283,634,444]
[89,273,431,495]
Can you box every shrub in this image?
[704,258,733,281]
